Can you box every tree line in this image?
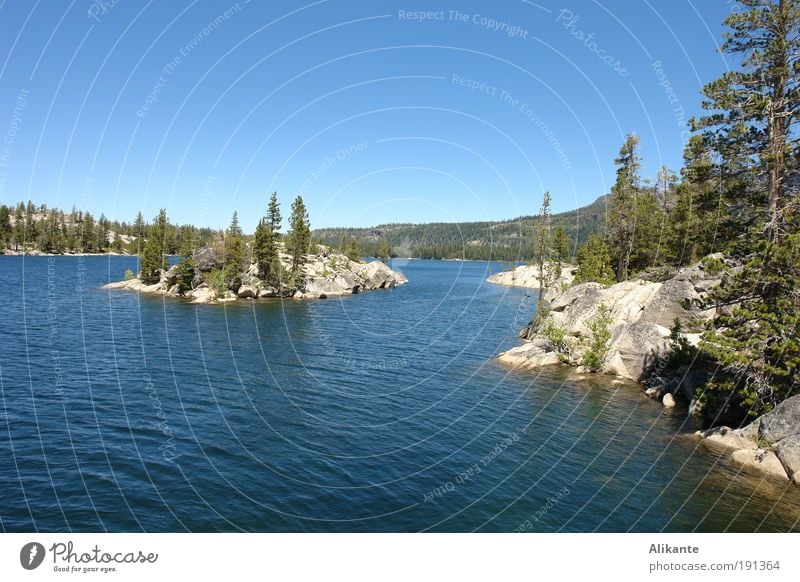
[0,200,216,255]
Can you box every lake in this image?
[1,255,798,532]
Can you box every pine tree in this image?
[132,211,145,255]
[139,209,169,284]
[286,196,311,280]
[81,212,95,252]
[609,134,641,281]
[252,192,283,286]
[0,205,10,249]
[701,234,800,421]
[692,0,800,424]
[655,165,678,213]
[223,211,244,289]
[629,190,665,272]
[13,205,24,250]
[692,0,800,244]
[534,191,553,303]
[377,237,391,262]
[346,236,361,262]
[670,135,718,265]
[267,191,282,234]
[552,226,571,265]
[574,234,614,285]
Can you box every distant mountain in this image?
[314,195,609,261]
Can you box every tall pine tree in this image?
[608,134,641,281]
[285,196,311,282]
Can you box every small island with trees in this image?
[103,192,407,303]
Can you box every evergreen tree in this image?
[609,134,641,281]
[552,226,571,265]
[0,205,10,249]
[655,165,678,213]
[267,191,282,234]
[223,211,244,289]
[692,0,800,424]
[81,212,95,252]
[692,0,800,243]
[252,192,283,286]
[629,190,665,272]
[534,191,553,303]
[670,135,718,265]
[574,233,614,285]
[378,236,391,261]
[346,236,361,262]
[132,211,146,255]
[286,196,311,280]
[13,205,24,250]
[139,209,168,284]
[701,234,800,422]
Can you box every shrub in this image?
[123,269,134,281]
[173,258,196,294]
[701,254,726,275]
[205,267,227,298]
[541,320,570,355]
[581,304,613,371]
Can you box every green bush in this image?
[581,304,613,371]
[701,255,726,275]
[173,258,196,294]
[541,320,570,355]
[205,267,227,298]
[123,269,134,281]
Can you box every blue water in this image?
[1,255,798,532]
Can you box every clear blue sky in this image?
[0,1,736,231]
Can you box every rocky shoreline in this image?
[489,256,800,487]
[493,259,720,386]
[697,395,800,485]
[486,263,576,289]
[103,244,407,304]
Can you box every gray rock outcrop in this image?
[498,258,723,382]
[698,394,800,485]
[487,263,576,289]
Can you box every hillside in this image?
[314,196,608,261]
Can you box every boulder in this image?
[641,278,698,327]
[354,260,408,290]
[487,263,576,289]
[731,448,789,480]
[775,434,800,484]
[188,286,215,304]
[759,394,800,443]
[608,320,670,381]
[699,426,758,453]
[192,245,223,272]
[662,393,676,408]
[498,339,562,369]
[258,287,278,298]
[237,285,258,299]
[602,352,630,379]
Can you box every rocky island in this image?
[104,243,407,304]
